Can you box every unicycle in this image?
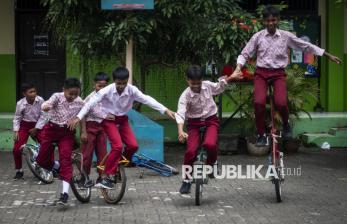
[193,126,208,206]
[70,151,92,203]
[97,154,128,204]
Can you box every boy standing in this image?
[176,65,241,194]
[69,67,175,189]
[80,72,113,183]
[12,83,46,180]
[36,78,84,207]
[232,5,341,146]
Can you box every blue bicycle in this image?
[132,153,179,178]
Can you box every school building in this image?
[0,0,346,149]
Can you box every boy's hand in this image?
[178,131,188,143]
[28,128,38,137]
[165,109,176,120]
[67,117,81,130]
[328,55,342,64]
[324,52,342,65]
[105,114,115,121]
[13,131,19,141]
[80,131,88,143]
[42,105,51,112]
[228,70,243,81]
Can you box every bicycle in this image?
[267,80,285,203]
[23,140,92,203]
[96,154,129,204]
[132,153,179,178]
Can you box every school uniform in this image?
[176,78,228,167]
[81,91,108,175]
[36,92,84,183]
[12,96,46,169]
[237,29,325,135]
[77,83,167,175]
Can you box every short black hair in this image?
[64,77,81,89]
[21,82,36,93]
[94,72,110,82]
[262,5,280,18]
[186,65,203,80]
[112,67,129,80]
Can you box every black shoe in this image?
[57,193,68,207]
[255,135,268,147]
[283,124,292,139]
[52,168,59,178]
[78,176,93,188]
[96,176,102,184]
[95,177,114,189]
[179,181,191,194]
[13,171,24,180]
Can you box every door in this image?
[16,12,66,100]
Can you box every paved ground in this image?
[1,146,347,224]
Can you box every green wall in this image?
[345,54,347,110]
[323,0,345,111]
[0,54,16,112]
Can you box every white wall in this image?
[0,0,15,54]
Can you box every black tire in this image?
[24,145,53,184]
[101,164,127,204]
[145,160,179,175]
[195,178,203,206]
[70,158,91,203]
[274,178,282,203]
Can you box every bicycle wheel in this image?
[70,157,91,203]
[100,164,127,204]
[274,168,282,202]
[24,145,54,184]
[195,178,203,206]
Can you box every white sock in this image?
[17,169,23,172]
[53,161,60,170]
[62,180,70,194]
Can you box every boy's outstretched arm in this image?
[288,32,342,65]
[133,86,175,120]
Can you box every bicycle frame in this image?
[97,154,130,172]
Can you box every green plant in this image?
[230,65,318,127]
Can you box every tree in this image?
[40,0,261,95]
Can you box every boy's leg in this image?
[202,117,219,166]
[56,129,74,206]
[180,122,201,194]
[57,130,74,184]
[13,129,30,170]
[102,120,123,176]
[81,122,97,175]
[37,127,55,166]
[36,125,56,170]
[119,117,138,162]
[253,70,268,136]
[95,127,107,176]
[184,123,201,168]
[272,72,290,135]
